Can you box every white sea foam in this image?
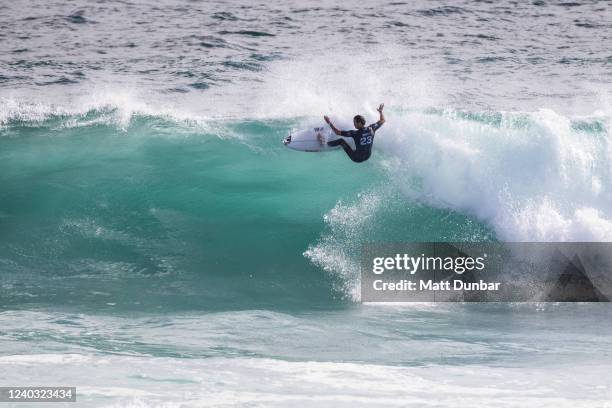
[0,353,92,364]
[376,108,612,241]
[0,353,610,408]
[0,83,212,131]
[304,191,384,301]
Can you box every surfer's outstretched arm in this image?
[324,115,342,135]
[376,103,385,126]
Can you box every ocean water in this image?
[1,0,612,406]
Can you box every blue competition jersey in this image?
[340,122,383,153]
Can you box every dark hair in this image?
[353,115,366,126]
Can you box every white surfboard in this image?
[283,125,355,152]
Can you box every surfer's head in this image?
[353,115,366,129]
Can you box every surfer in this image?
[319,103,385,163]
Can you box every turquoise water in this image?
[1,111,496,312]
[2,0,612,406]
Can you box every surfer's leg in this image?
[328,139,368,162]
[328,139,354,157]
[327,138,344,148]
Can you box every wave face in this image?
[1,102,610,307]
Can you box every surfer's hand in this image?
[377,103,384,113]
[324,115,331,124]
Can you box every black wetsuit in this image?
[327,122,383,163]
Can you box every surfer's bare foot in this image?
[317,133,324,146]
